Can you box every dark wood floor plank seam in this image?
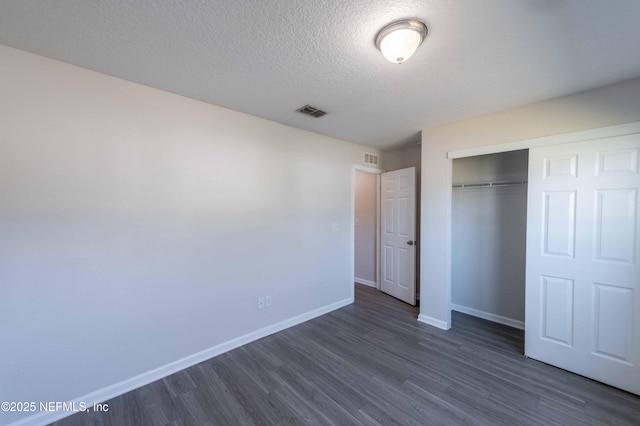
[50,284,640,426]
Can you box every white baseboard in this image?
[354,277,376,288]
[9,297,354,426]
[417,314,450,330]
[451,304,524,330]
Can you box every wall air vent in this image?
[296,104,327,118]
[364,153,379,166]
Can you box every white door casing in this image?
[381,167,417,305]
[525,134,640,395]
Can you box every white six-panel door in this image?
[525,134,640,395]
[381,167,416,305]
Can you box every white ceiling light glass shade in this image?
[375,19,428,64]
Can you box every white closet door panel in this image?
[526,133,640,395]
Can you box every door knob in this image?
[407,240,415,246]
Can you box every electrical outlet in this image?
[258,297,265,310]
[265,296,272,308]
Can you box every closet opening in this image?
[450,149,529,340]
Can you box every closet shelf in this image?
[452,180,527,189]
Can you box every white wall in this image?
[383,145,422,294]
[0,45,380,425]
[452,150,528,185]
[451,151,528,327]
[383,145,422,173]
[354,171,376,284]
[419,77,640,329]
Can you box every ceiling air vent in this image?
[364,153,379,166]
[296,104,327,118]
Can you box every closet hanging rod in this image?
[452,180,528,189]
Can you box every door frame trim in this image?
[351,165,383,302]
[448,121,640,159]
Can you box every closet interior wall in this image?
[451,150,528,328]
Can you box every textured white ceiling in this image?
[1,1,640,150]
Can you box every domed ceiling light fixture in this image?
[375,19,428,64]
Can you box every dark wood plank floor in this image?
[52,284,640,425]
